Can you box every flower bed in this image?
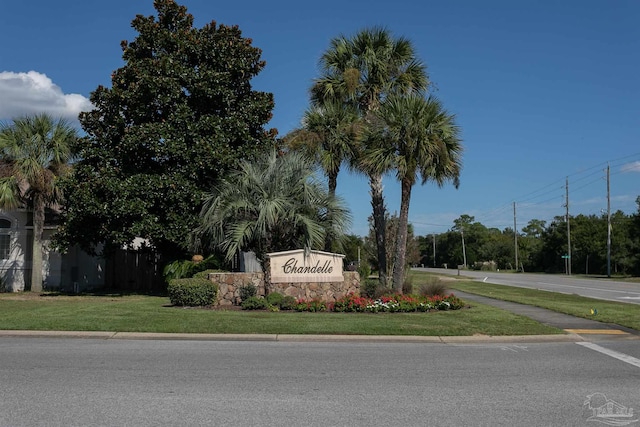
[296,293,464,313]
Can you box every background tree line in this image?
[401,203,640,276]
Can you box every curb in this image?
[0,330,584,343]
[0,330,117,339]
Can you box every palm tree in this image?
[312,27,428,287]
[284,99,359,251]
[311,27,428,112]
[368,94,462,292]
[0,114,78,292]
[193,150,351,264]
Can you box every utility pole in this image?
[566,177,571,275]
[607,163,611,278]
[513,202,519,272]
[432,234,436,267]
[461,228,467,268]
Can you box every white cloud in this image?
[621,161,640,174]
[0,71,92,124]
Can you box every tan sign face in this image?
[268,250,344,283]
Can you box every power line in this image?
[408,152,640,236]
[450,152,638,232]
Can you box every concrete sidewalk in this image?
[455,291,640,340]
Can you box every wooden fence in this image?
[104,249,166,292]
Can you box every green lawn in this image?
[6,271,635,336]
[0,292,561,336]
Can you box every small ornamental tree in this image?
[54,0,276,259]
[193,150,351,264]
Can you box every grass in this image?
[0,292,561,336]
[7,270,635,336]
[436,277,640,331]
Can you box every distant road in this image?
[413,267,640,305]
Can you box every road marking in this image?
[620,296,640,300]
[577,342,640,369]
[565,329,629,335]
[499,345,529,352]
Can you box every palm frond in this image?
[193,150,351,260]
[0,176,22,210]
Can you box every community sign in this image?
[267,249,345,283]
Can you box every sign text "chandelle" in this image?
[282,258,334,274]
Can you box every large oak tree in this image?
[55,0,276,259]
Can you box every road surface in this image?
[1,337,640,426]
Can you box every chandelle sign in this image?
[267,249,345,283]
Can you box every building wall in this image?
[0,209,104,292]
[0,211,28,292]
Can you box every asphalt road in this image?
[1,337,640,426]
[415,267,640,304]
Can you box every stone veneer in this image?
[208,272,265,306]
[209,271,360,306]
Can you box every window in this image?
[0,219,11,260]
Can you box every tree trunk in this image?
[369,173,387,288]
[30,194,45,292]
[392,179,412,293]
[324,172,338,252]
[262,257,271,296]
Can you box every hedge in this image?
[167,278,219,307]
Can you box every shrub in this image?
[279,295,297,311]
[163,260,194,282]
[163,255,223,282]
[402,275,413,294]
[357,263,371,280]
[418,277,448,297]
[295,299,327,312]
[239,284,257,302]
[265,292,284,307]
[241,296,268,310]
[361,279,379,298]
[167,278,218,307]
[473,261,497,271]
[373,284,392,299]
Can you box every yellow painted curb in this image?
[564,329,629,335]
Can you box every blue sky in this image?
[1,0,638,237]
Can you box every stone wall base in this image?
[268,272,360,303]
[208,272,265,306]
[208,272,360,306]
